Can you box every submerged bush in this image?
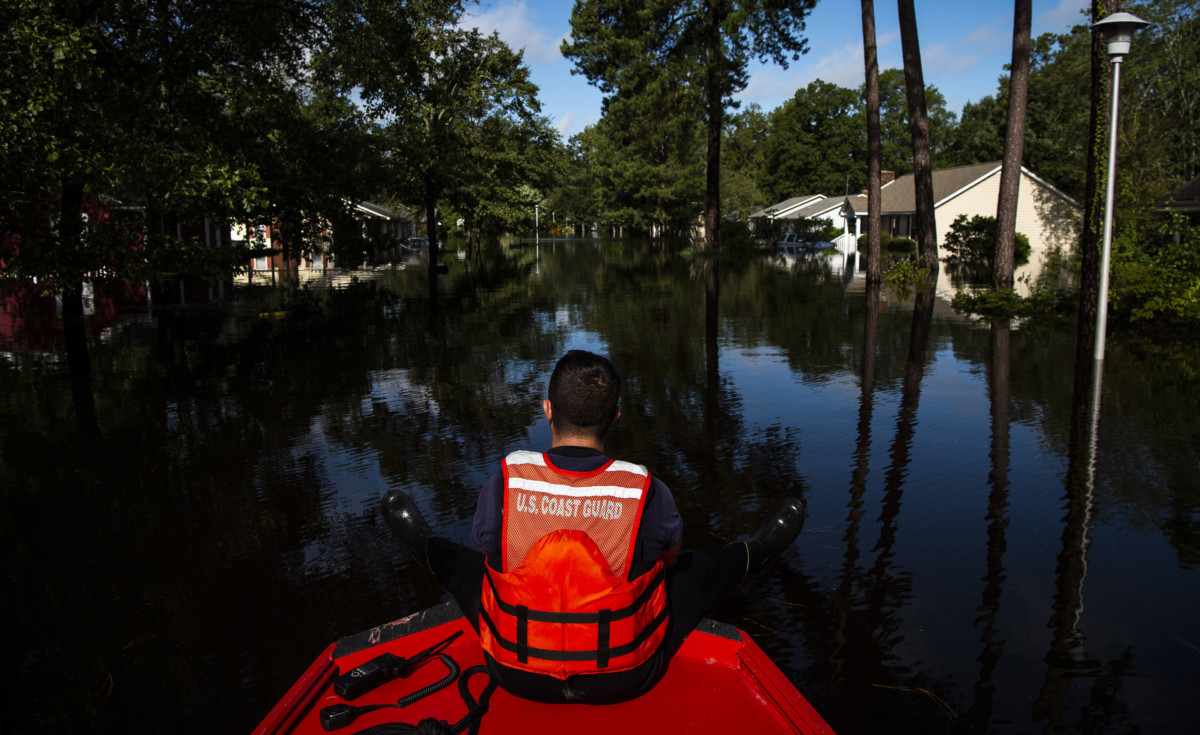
[883,258,931,296]
[942,215,1031,272]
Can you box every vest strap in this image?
[597,609,612,668]
[480,606,668,664]
[483,565,666,624]
[516,605,529,664]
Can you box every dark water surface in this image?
[2,240,1198,734]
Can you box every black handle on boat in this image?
[320,702,387,731]
[321,654,463,732]
[334,630,463,700]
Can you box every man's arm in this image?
[650,477,683,568]
[470,472,505,563]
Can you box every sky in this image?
[462,0,1093,139]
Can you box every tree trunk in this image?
[861,0,883,283]
[424,171,440,309]
[897,0,938,272]
[994,0,1032,291]
[700,30,720,252]
[58,180,99,437]
[1075,0,1119,365]
[703,1,723,253]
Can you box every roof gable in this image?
[1157,174,1200,212]
[879,162,1001,213]
[787,193,869,220]
[878,161,1077,214]
[750,194,826,219]
[355,201,412,221]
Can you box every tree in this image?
[2,0,326,429]
[861,0,884,283]
[873,68,955,176]
[897,0,939,271]
[564,0,818,251]
[589,68,706,237]
[447,112,561,243]
[1077,0,1121,361]
[327,6,542,298]
[943,214,1031,274]
[758,81,865,202]
[722,104,770,218]
[542,134,604,236]
[994,0,1032,290]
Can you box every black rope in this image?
[346,664,497,735]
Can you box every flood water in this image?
[1,239,1198,734]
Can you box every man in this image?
[384,350,804,704]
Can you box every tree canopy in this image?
[564,0,818,249]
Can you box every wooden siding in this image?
[934,169,1079,296]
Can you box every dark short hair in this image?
[547,350,621,436]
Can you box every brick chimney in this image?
[862,170,898,195]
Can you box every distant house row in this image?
[751,161,1081,292]
[238,201,416,275]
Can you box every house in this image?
[1157,174,1200,220]
[871,161,1079,255]
[749,195,827,236]
[855,161,1079,293]
[236,201,413,278]
[355,201,415,243]
[750,194,828,222]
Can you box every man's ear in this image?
[611,407,621,426]
[543,399,553,424]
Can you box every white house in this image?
[864,161,1080,294]
[749,194,827,222]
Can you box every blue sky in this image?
[463,0,1092,139]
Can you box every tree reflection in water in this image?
[0,241,1196,734]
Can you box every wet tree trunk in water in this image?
[276,214,300,298]
[963,322,1012,727]
[861,0,883,282]
[424,172,440,316]
[705,258,719,395]
[897,0,938,271]
[58,181,99,437]
[828,279,881,693]
[994,0,1032,290]
[1076,0,1119,364]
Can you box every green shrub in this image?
[883,258,930,295]
[942,214,1031,271]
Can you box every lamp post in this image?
[535,204,540,244]
[1091,12,1149,362]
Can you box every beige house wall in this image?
[935,168,1079,296]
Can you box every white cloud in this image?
[1037,0,1088,32]
[555,113,576,137]
[738,40,869,109]
[961,19,1010,56]
[463,1,566,63]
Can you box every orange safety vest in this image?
[478,450,668,679]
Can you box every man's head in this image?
[545,350,621,441]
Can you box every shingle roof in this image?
[1157,174,1200,212]
[878,161,1003,214]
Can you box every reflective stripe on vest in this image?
[500,450,651,577]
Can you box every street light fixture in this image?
[1091,11,1149,362]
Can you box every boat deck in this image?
[255,602,835,734]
